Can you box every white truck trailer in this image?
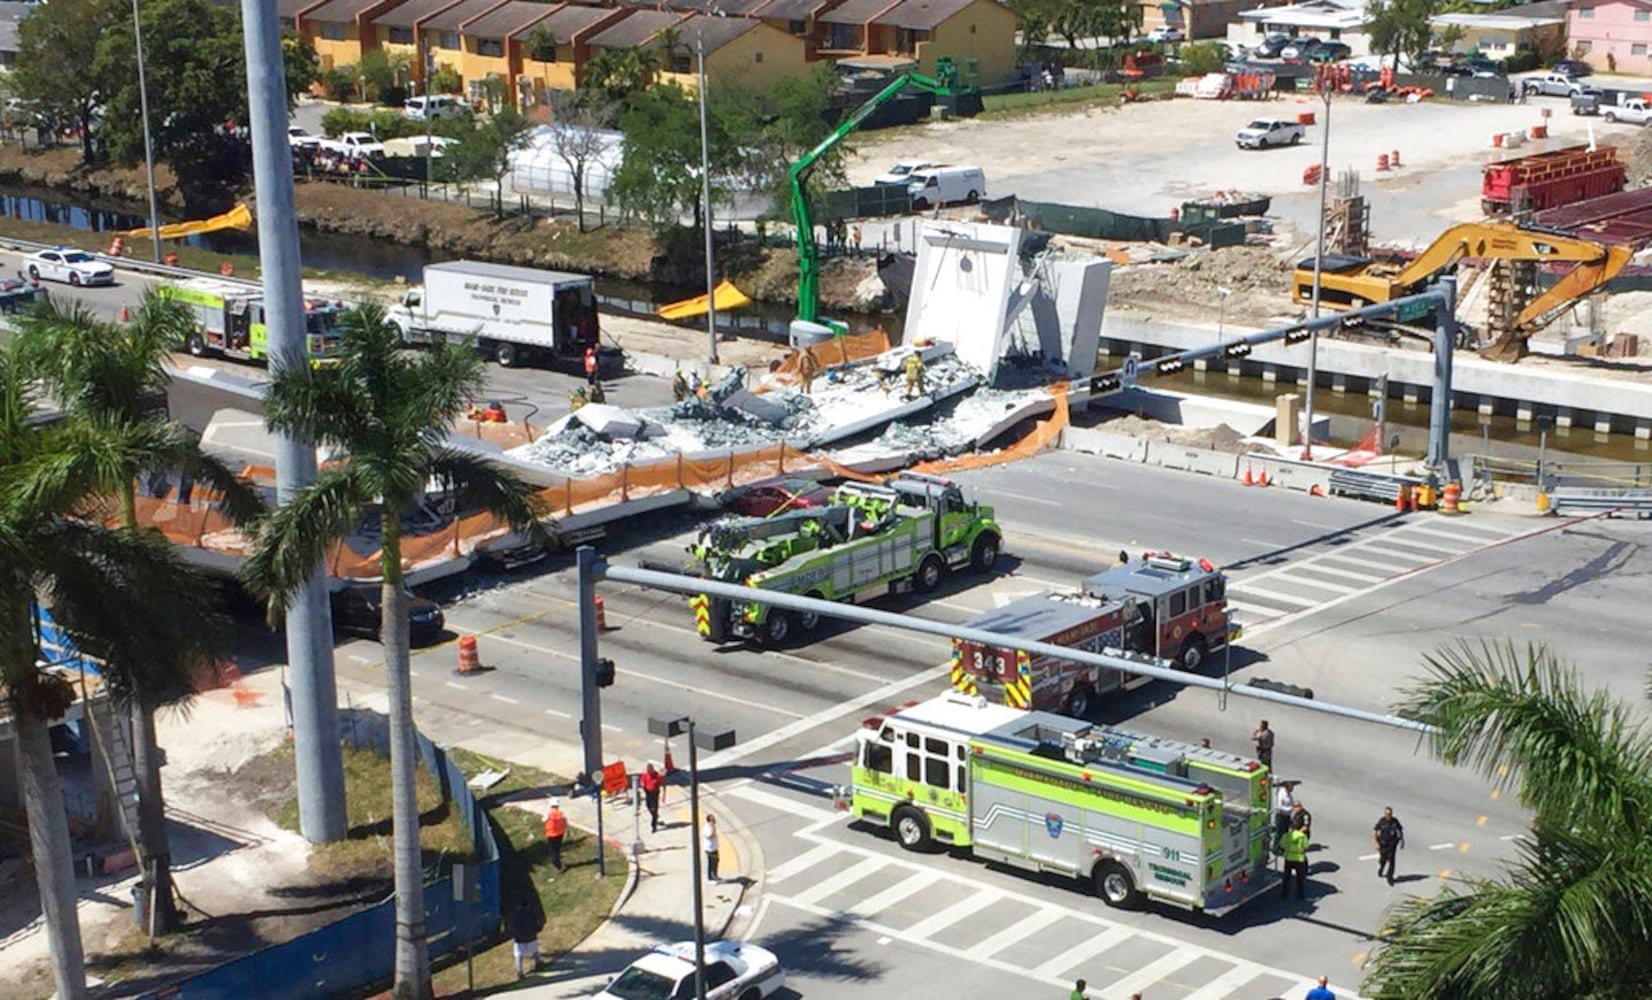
[387,260,606,369]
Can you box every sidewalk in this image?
[503,775,762,998]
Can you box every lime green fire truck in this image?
[160,277,344,365]
[849,691,1275,915]
[690,473,1001,646]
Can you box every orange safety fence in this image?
[909,384,1070,476]
[128,384,1068,580]
[761,329,893,392]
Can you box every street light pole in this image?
[1536,414,1553,491]
[1303,80,1332,459]
[423,47,435,198]
[686,718,707,1000]
[696,26,718,365]
[132,0,163,263]
[1217,285,1232,346]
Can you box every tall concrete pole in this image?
[1427,276,1456,473]
[132,0,163,263]
[697,27,719,365]
[1303,83,1331,460]
[241,0,347,842]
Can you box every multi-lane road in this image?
[17,250,1645,997]
[299,449,1641,1000]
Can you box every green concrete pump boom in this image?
[789,70,953,324]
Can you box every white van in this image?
[403,95,465,121]
[907,166,986,209]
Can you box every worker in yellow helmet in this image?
[903,351,926,400]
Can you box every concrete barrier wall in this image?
[1062,426,1150,462]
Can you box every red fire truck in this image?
[952,552,1238,716]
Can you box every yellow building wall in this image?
[520,44,579,93]
[382,40,418,73]
[459,39,514,93]
[915,0,1017,85]
[310,24,368,70]
[427,41,467,80]
[657,25,810,93]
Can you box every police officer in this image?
[1373,806,1405,884]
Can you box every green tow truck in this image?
[690,473,1001,645]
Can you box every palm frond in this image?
[263,360,374,452]
[35,519,231,710]
[240,467,365,610]
[428,447,550,538]
[172,440,266,527]
[1396,639,1652,832]
[3,415,172,518]
[397,340,487,442]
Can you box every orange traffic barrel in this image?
[594,595,607,631]
[456,635,481,675]
[219,261,235,276]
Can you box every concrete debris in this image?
[1098,413,1272,455]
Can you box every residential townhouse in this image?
[456,0,559,102]
[516,3,633,97]
[373,0,469,83]
[1142,0,1264,41]
[0,1,29,70]
[1430,1,1567,63]
[419,0,514,93]
[653,13,814,92]
[1570,0,1652,74]
[296,0,404,70]
[811,0,1013,84]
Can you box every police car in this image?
[596,941,785,1000]
[24,247,116,287]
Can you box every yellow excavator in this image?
[1291,222,1634,362]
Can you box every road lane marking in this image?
[723,782,841,823]
[444,681,466,690]
[904,890,1001,940]
[1103,949,1201,999]
[601,723,623,733]
[788,856,889,908]
[1182,965,1265,1000]
[1030,926,1134,980]
[985,489,1063,506]
[701,662,951,768]
[1230,585,1318,607]
[1358,853,1379,861]
[1283,563,1384,584]
[847,870,943,919]
[765,843,841,884]
[490,694,520,705]
[544,708,570,718]
[1429,842,1455,850]
[971,908,1066,960]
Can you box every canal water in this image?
[0,185,897,344]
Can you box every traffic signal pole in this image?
[577,545,606,876]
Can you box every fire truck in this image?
[848,692,1275,915]
[689,473,1001,646]
[952,552,1237,715]
[160,277,344,366]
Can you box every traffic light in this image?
[595,657,616,688]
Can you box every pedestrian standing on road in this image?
[1068,978,1086,999]
[583,346,598,385]
[704,813,720,881]
[1373,806,1405,884]
[543,798,567,872]
[1291,800,1312,841]
[1273,780,1296,850]
[641,762,664,833]
[1281,820,1310,899]
[1305,975,1336,999]
[1252,720,1275,769]
[510,901,542,978]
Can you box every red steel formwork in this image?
[1482,145,1626,215]
[1533,187,1652,249]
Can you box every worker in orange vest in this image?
[583,347,598,385]
[543,798,567,871]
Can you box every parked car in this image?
[24,247,114,287]
[1462,55,1502,77]
[287,125,320,150]
[330,585,446,646]
[1312,41,1351,62]
[1524,72,1596,97]
[1280,38,1322,61]
[1235,118,1306,149]
[1553,58,1593,78]
[473,531,550,573]
[907,165,986,208]
[403,94,466,121]
[721,478,834,517]
[596,941,785,1000]
[1146,26,1183,43]
[319,131,384,159]
[1252,33,1292,59]
[873,159,936,185]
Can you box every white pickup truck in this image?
[1603,99,1652,125]
[318,131,384,159]
[1235,118,1305,149]
[1523,72,1595,98]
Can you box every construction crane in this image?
[789,66,958,325]
[1292,221,1632,362]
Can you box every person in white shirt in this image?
[1273,781,1297,851]
[703,813,720,881]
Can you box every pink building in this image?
[1570,0,1652,75]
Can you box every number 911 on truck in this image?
[848,692,1276,915]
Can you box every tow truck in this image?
[159,277,345,366]
[689,473,1000,645]
[849,692,1276,914]
[953,552,1237,716]
[1290,221,1633,362]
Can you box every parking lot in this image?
[848,87,1652,247]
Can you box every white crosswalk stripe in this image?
[761,831,1372,1000]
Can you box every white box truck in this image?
[387,260,605,369]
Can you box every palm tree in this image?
[0,340,235,1000]
[1363,639,1652,999]
[15,290,263,932]
[241,303,546,1000]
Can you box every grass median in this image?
[434,748,627,996]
